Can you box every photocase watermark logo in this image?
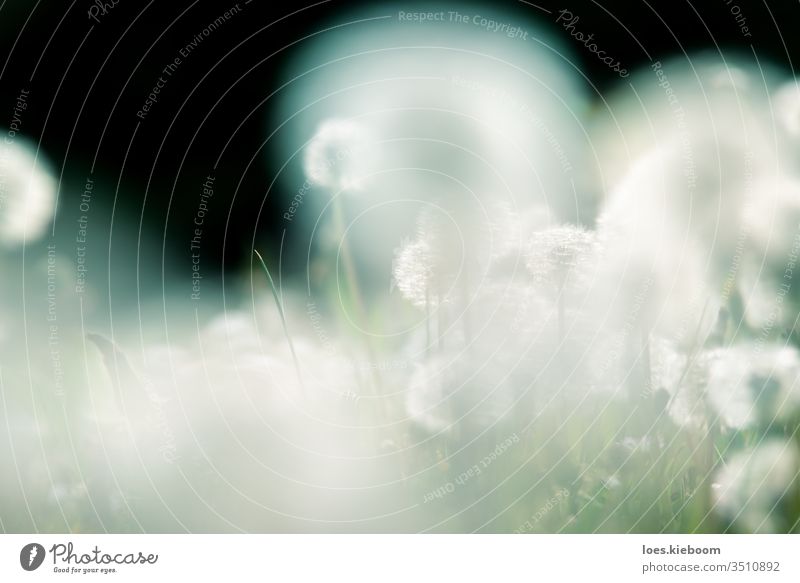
[20,543,46,571]
[17,542,158,575]
[87,0,120,24]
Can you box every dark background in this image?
[1,0,797,276]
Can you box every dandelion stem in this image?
[332,200,369,330]
[253,249,305,393]
[332,198,383,398]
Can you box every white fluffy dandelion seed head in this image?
[393,205,471,309]
[773,82,800,139]
[742,178,800,267]
[596,171,722,351]
[392,238,436,309]
[395,201,541,311]
[525,225,596,291]
[737,252,800,334]
[0,139,57,246]
[650,338,712,428]
[598,134,763,286]
[303,119,374,193]
[705,347,758,430]
[654,342,800,431]
[713,439,800,532]
[708,344,800,427]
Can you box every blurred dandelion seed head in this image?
[0,139,57,246]
[714,439,800,533]
[525,225,596,293]
[774,82,800,138]
[303,118,376,193]
[393,237,436,309]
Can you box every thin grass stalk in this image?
[254,249,305,395]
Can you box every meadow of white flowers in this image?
[1,11,799,533]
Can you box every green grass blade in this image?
[254,249,305,394]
